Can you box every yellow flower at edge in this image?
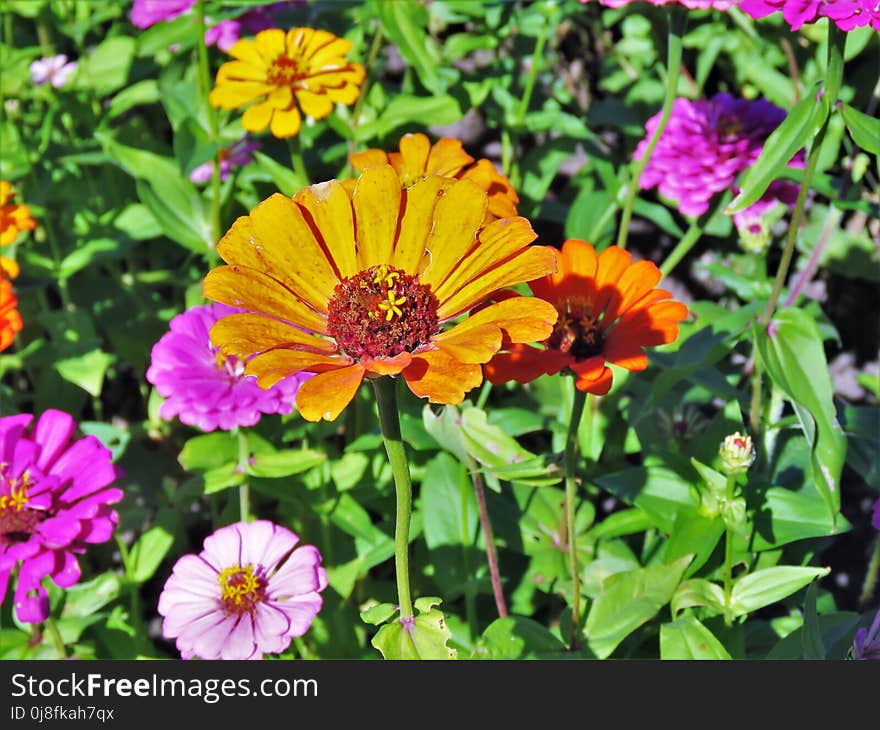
[204,164,559,422]
[209,27,365,139]
[0,181,37,246]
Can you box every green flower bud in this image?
[719,432,756,475]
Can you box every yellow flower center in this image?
[548,298,604,361]
[218,564,266,615]
[0,464,40,541]
[267,55,306,87]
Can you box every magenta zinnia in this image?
[740,1,880,31]
[635,92,803,228]
[146,303,311,432]
[0,410,122,623]
[158,520,327,660]
[588,1,737,8]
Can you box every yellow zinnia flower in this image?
[209,27,365,139]
[204,164,559,422]
[0,181,37,246]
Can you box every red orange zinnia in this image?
[0,181,37,246]
[348,133,519,223]
[204,164,558,421]
[0,268,22,354]
[485,239,688,395]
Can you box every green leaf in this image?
[359,603,398,626]
[61,573,122,618]
[422,404,468,462]
[477,616,567,659]
[77,36,134,95]
[355,94,462,142]
[660,615,731,660]
[55,349,113,397]
[751,487,847,551]
[766,611,860,660]
[729,566,830,617]
[727,88,829,213]
[178,432,238,472]
[421,453,476,549]
[58,238,127,280]
[252,151,302,197]
[801,582,825,660]
[246,449,325,478]
[671,579,726,618]
[584,555,692,659]
[839,103,880,155]
[128,526,174,584]
[371,598,457,660]
[108,79,160,119]
[755,308,846,520]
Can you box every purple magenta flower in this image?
[158,520,327,660]
[146,303,310,432]
[0,410,123,623]
[29,54,77,88]
[588,1,737,8]
[872,498,880,530]
[635,93,802,226]
[852,607,880,660]
[189,137,261,185]
[205,4,279,52]
[740,1,880,31]
[130,0,195,29]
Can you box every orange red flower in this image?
[0,263,22,354]
[349,133,519,223]
[204,164,558,421]
[1,181,37,246]
[209,27,365,139]
[485,239,688,395]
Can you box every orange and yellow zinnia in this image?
[485,239,688,395]
[1,181,37,246]
[349,133,519,223]
[209,27,365,139]
[0,263,22,353]
[204,164,559,421]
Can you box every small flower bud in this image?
[720,432,756,475]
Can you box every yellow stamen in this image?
[378,290,407,321]
[218,565,261,606]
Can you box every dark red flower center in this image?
[547,299,604,361]
[218,564,267,616]
[326,265,439,360]
[267,56,305,86]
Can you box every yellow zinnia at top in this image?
[209,27,365,139]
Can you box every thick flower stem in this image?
[659,220,702,277]
[564,386,588,647]
[722,475,736,627]
[288,135,311,193]
[616,8,685,250]
[466,454,508,619]
[372,376,414,621]
[196,0,221,250]
[43,617,66,659]
[236,429,250,523]
[859,536,880,611]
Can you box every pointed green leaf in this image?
[660,615,731,660]
[839,103,880,155]
[730,566,830,617]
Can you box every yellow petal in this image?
[353,165,402,269]
[426,137,473,177]
[254,29,287,65]
[398,133,432,178]
[419,178,488,292]
[209,81,271,109]
[306,34,352,67]
[296,364,366,422]
[228,38,268,68]
[349,149,388,173]
[392,175,449,274]
[433,296,558,363]
[246,350,347,389]
[241,99,274,132]
[402,349,482,405]
[244,194,339,313]
[210,313,336,359]
[269,105,301,138]
[295,89,334,119]
[325,77,364,105]
[285,27,312,55]
[436,246,557,321]
[204,265,328,335]
[215,60,266,82]
[294,181,358,279]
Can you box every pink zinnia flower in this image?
[189,137,261,185]
[853,607,880,660]
[158,520,327,660]
[635,93,803,226]
[204,4,279,52]
[29,54,77,88]
[584,1,737,8]
[130,0,195,29]
[872,498,880,530]
[740,0,880,31]
[0,410,122,623]
[146,303,311,432]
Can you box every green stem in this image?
[616,9,685,249]
[564,386,588,647]
[288,135,311,193]
[372,377,414,620]
[508,22,549,188]
[475,380,493,410]
[659,220,702,277]
[859,536,880,611]
[722,475,736,627]
[236,429,250,522]
[43,617,66,659]
[196,0,221,249]
[466,454,507,619]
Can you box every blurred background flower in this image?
[29,54,78,88]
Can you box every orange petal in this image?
[460,159,518,219]
[242,194,339,313]
[485,344,570,385]
[296,363,366,422]
[571,355,613,395]
[392,175,449,274]
[204,265,328,335]
[426,137,473,177]
[246,349,349,389]
[419,178,488,292]
[433,296,558,364]
[353,165,403,268]
[294,181,358,279]
[210,313,337,358]
[432,216,537,307]
[361,351,413,376]
[602,259,663,325]
[398,133,432,178]
[436,245,558,321]
[593,245,632,317]
[349,149,389,173]
[402,349,482,405]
